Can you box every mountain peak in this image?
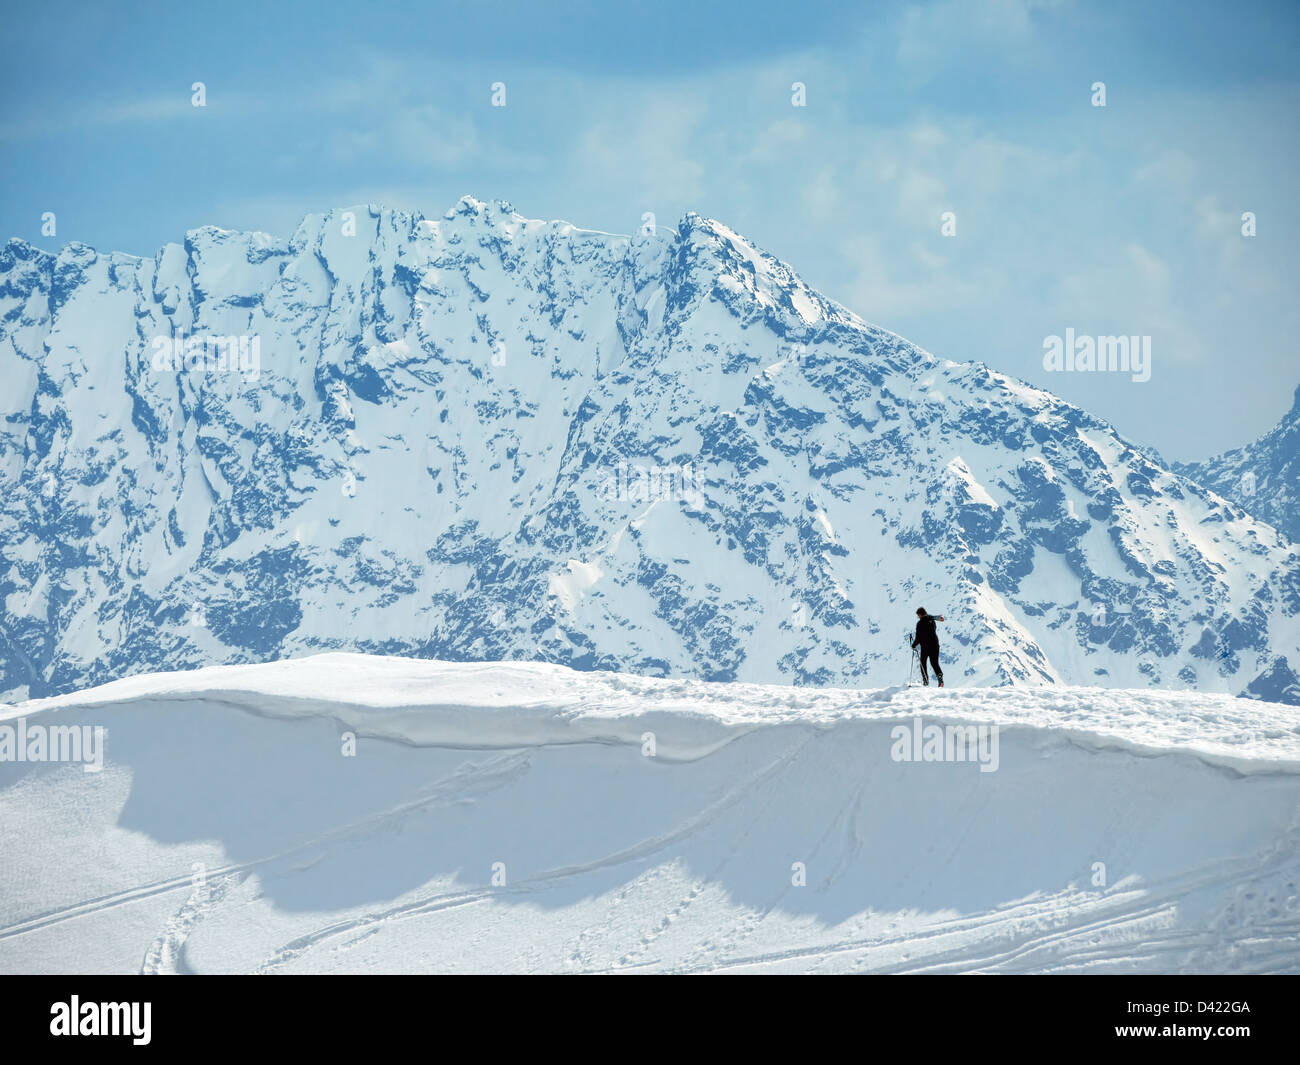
[0,197,1295,706]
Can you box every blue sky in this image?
[3,0,1297,460]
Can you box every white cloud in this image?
[328,103,484,170]
[575,92,708,205]
[1126,242,1170,289]
[896,0,1052,84]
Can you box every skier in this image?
[911,607,945,687]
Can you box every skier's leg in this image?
[918,650,929,685]
[932,650,943,685]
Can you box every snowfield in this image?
[2,653,1298,974]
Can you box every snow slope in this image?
[3,654,1297,974]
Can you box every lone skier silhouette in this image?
[911,607,945,687]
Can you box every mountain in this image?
[1,197,1298,703]
[5,655,1299,973]
[1176,385,1300,545]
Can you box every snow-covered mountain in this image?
[1177,385,1300,546]
[4,655,1298,973]
[2,197,1298,703]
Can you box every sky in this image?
[2,0,1297,461]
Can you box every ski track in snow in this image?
[140,873,246,976]
[1,655,1298,974]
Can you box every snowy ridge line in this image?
[7,653,1300,773]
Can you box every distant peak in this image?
[3,236,51,261]
[447,195,518,221]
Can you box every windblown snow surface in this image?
[2,653,1298,974]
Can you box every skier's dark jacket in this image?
[912,614,940,652]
